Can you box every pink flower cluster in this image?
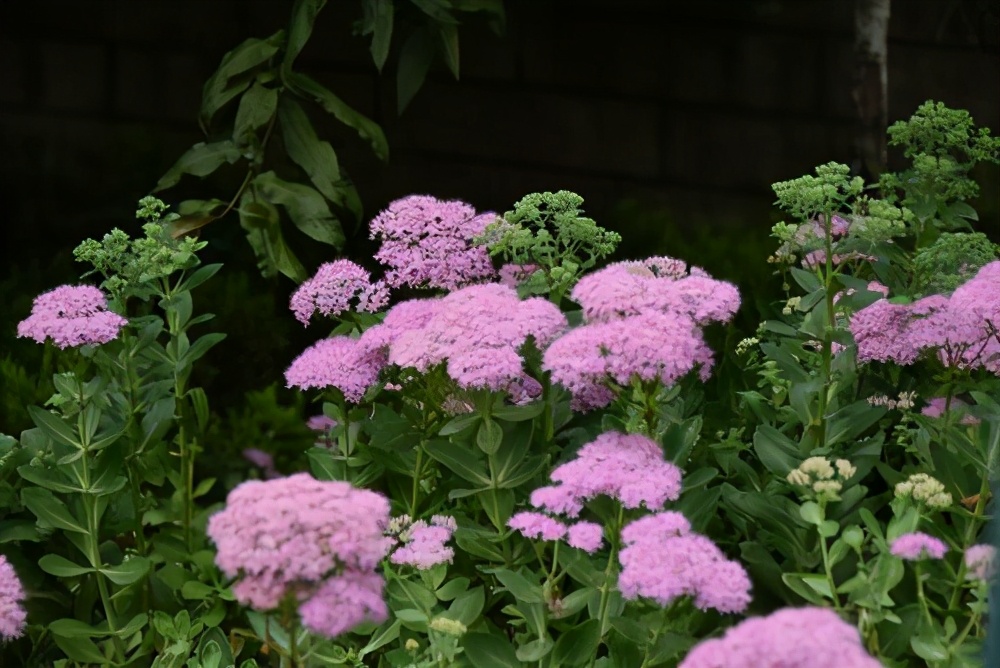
[290,260,389,325]
[389,515,457,569]
[921,397,981,425]
[542,256,738,409]
[964,544,997,582]
[0,555,27,642]
[206,474,393,638]
[679,606,881,668]
[284,337,387,402]
[507,512,605,553]
[17,284,127,349]
[890,532,948,561]
[359,283,566,392]
[618,511,751,613]
[370,195,497,290]
[851,261,1000,372]
[530,432,682,516]
[570,257,740,325]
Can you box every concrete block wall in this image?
[0,0,997,269]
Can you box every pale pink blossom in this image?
[285,337,386,403]
[566,522,604,553]
[390,519,456,569]
[0,555,27,641]
[508,512,567,541]
[964,544,997,582]
[890,532,948,561]
[297,572,388,638]
[290,260,385,325]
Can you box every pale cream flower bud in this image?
[835,459,856,479]
[801,457,835,480]
[429,617,467,636]
[813,480,843,495]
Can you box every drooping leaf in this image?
[155,142,241,192]
[368,0,394,71]
[39,554,95,578]
[168,199,229,238]
[284,71,389,160]
[238,195,307,282]
[101,557,150,586]
[396,27,435,114]
[254,171,345,248]
[200,31,285,130]
[21,487,88,534]
[461,633,521,668]
[550,619,603,666]
[284,0,328,69]
[438,22,460,79]
[278,98,359,217]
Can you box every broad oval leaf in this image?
[254,171,345,248]
[155,141,241,192]
[201,31,284,129]
[233,82,278,144]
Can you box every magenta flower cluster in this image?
[679,606,881,668]
[370,194,497,290]
[921,397,980,425]
[206,474,393,638]
[17,284,127,349]
[389,515,457,570]
[530,431,682,516]
[289,259,388,325]
[543,256,738,409]
[890,532,948,561]
[284,337,387,402]
[964,544,997,582]
[618,511,751,613]
[0,555,27,642]
[360,283,566,392]
[851,261,1000,372]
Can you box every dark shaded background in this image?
[0,0,998,405]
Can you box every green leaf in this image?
[782,572,832,604]
[18,465,81,494]
[284,71,388,160]
[39,554,95,577]
[411,0,457,22]
[238,196,307,282]
[254,170,345,248]
[155,141,241,191]
[445,586,485,626]
[461,633,520,668]
[178,263,223,293]
[0,520,42,543]
[396,27,435,114]
[492,568,543,603]
[359,620,401,656]
[28,405,81,449]
[50,618,114,638]
[284,0,328,69]
[551,619,602,666]
[424,439,490,486]
[387,578,437,611]
[369,0,394,71]
[799,501,823,526]
[201,31,284,129]
[52,635,110,664]
[101,557,150,585]
[277,99,358,214]
[181,333,227,367]
[438,22,460,78]
[516,638,554,662]
[753,424,801,475]
[492,402,545,422]
[21,487,88,534]
[233,82,278,144]
[476,418,503,455]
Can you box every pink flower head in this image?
[571,257,740,325]
[297,571,388,638]
[679,607,881,668]
[307,415,338,431]
[566,522,604,553]
[285,337,386,403]
[851,261,1000,373]
[890,532,948,561]
[390,518,456,570]
[0,555,27,641]
[508,512,567,541]
[17,284,127,348]
[543,310,715,410]
[921,397,980,425]
[529,432,682,517]
[964,544,997,582]
[206,473,392,611]
[498,263,540,289]
[290,260,387,326]
[370,194,497,290]
[360,283,566,392]
[618,511,751,613]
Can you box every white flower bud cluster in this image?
[866,391,918,410]
[736,337,759,355]
[894,473,952,509]
[787,456,857,500]
[782,296,802,316]
[429,617,467,636]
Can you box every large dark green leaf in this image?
[284,71,388,160]
[461,633,520,668]
[438,22,460,78]
[238,195,307,282]
[551,619,602,666]
[278,98,359,216]
[396,27,435,114]
[155,142,241,191]
[424,439,490,486]
[284,0,328,69]
[233,82,278,144]
[752,424,801,475]
[21,488,87,534]
[368,0,394,71]
[254,171,345,248]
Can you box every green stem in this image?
[818,523,844,613]
[914,562,935,627]
[411,445,424,516]
[815,209,836,449]
[589,504,624,668]
[947,471,991,610]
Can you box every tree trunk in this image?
[853,0,891,179]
